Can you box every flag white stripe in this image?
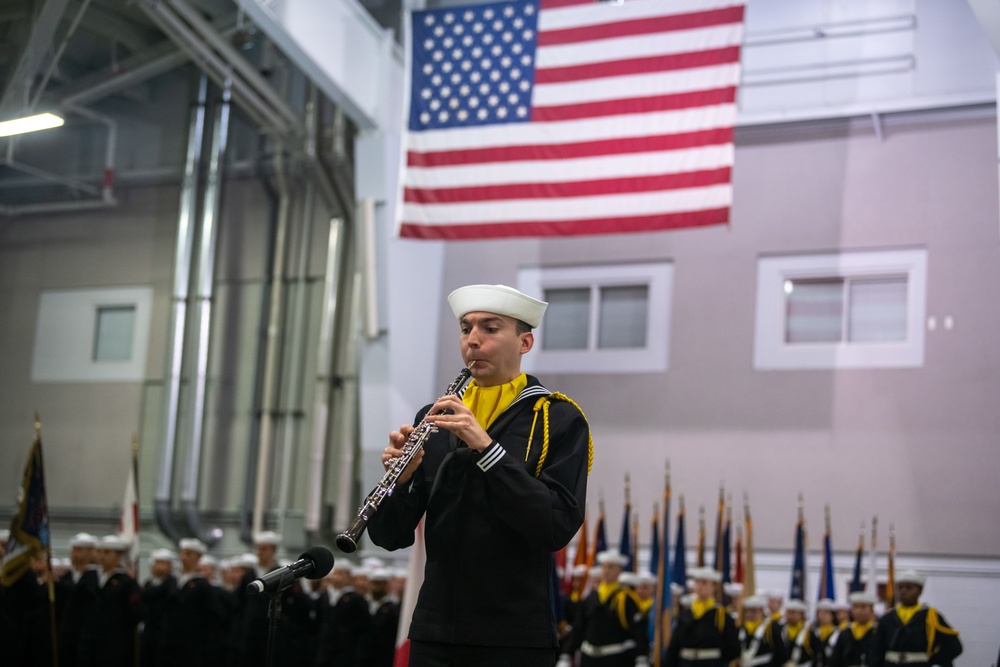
[538,0,743,31]
[533,64,740,107]
[405,144,734,188]
[406,105,737,153]
[404,184,733,224]
[535,25,743,69]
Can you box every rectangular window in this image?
[519,262,672,374]
[755,249,926,369]
[94,306,137,361]
[32,287,153,382]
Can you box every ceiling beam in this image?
[0,0,72,116]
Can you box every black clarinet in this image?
[335,366,474,553]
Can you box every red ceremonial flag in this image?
[394,520,426,667]
[399,0,746,240]
[118,441,140,571]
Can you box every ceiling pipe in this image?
[139,0,295,137]
[251,149,293,538]
[154,74,209,544]
[181,80,231,547]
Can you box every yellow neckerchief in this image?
[598,581,619,604]
[896,603,922,625]
[463,373,527,429]
[771,612,783,622]
[691,597,715,620]
[851,620,874,640]
[786,621,803,640]
[744,620,761,635]
[839,620,850,631]
[818,624,836,641]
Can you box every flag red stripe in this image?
[540,0,592,8]
[400,207,730,240]
[535,46,741,83]
[533,87,737,122]
[405,167,731,203]
[538,6,745,46]
[408,127,734,168]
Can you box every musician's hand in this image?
[424,394,493,452]
[383,424,424,485]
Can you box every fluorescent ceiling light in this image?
[0,112,65,138]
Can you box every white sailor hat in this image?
[98,535,128,551]
[70,532,98,548]
[253,531,282,546]
[833,600,850,611]
[332,560,355,574]
[199,555,218,567]
[670,582,685,595]
[589,565,602,578]
[742,595,766,609]
[816,598,836,611]
[178,538,207,554]
[361,556,386,569]
[447,284,548,328]
[637,571,657,586]
[724,582,744,597]
[0,529,9,542]
[848,591,877,606]
[571,564,589,577]
[369,567,392,582]
[595,550,629,567]
[618,572,639,587]
[689,566,722,583]
[765,589,785,600]
[238,553,259,569]
[150,549,176,562]
[679,594,694,607]
[785,599,807,612]
[895,569,926,586]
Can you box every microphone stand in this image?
[262,570,296,667]
[265,590,282,667]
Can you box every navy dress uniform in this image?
[665,567,740,667]
[828,592,878,667]
[738,595,786,667]
[870,570,961,667]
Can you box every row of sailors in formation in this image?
[556,550,962,667]
[0,530,402,667]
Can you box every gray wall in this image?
[418,109,1000,557]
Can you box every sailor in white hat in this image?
[141,548,179,666]
[88,534,142,662]
[371,283,592,666]
[313,560,371,665]
[781,599,812,665]
[252,531,282,575]
[828,591,878,667]
[872,569,962,667]
[813,598,839,663]
[739,595,786,667]
[64,532,99,583]
[665,566,740,666]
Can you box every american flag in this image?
[399,0,745,240]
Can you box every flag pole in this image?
[34,414,60,667]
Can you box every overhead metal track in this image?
[0,0,71,115]
[138,0,301,139]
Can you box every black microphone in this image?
[246,546,335,595]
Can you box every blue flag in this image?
[818,529,835,600]
[849,532,865,593]
[1,438,50,586]
[671,501,687,591]
[619,501,633,571]
[790,516,806,601]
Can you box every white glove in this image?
[635,657,650,667]
[555,654,572,667]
